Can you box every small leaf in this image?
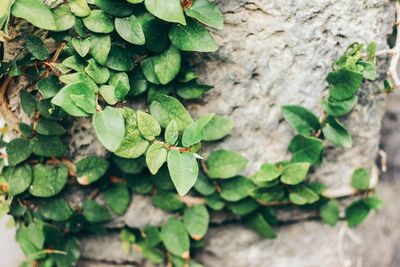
[246,212,277,239]
[36,118,66,136]
[137,111,161,141]
[365,195,384,210]
[106,45,134,71]
[31,136,67,158]
[167,150,199,196]
[320,199,340,226]
[93,107,125,152]
[99,85,118,105]
[182,113,215,147]
[72,37,90,58]
[206,149,248,179]
[83,10,114,33]
[69,0,90,17]
[227,198,259,216]
[82,200,112,223]
[3,165,32,196]
[109,71,130,100]
[141,57,160,84]
[37,75,62,99]
[345,200,370,227]
[39,197,73,222]
[85,58,110,84]
[114,130,149,158]
[89,34,111,65]
[288,185,319,205]
[161,218,190,258]
[169,18,217,52]
[11,0,57,31]
[115,15,145,45]
[94,0,133,17]
[322,116,352,148]
[25,35,49,60]
[104,184,130,215]
[151,191,184,211]
[144,0,186,25]
[321,95,358,117]
[288,135,324,164]
[146,143,167,175]
[185,0,224,30]
[70,94,96,114]
[6,138,32,166]
[280,162,310,185]
[183,205,209,240]
[327,68,363,101]
[351,168,370,190]
[252,163,282,183]
[20,90,37,116]
[29,164,68,198]
[219,176,255,201]
[165,120,179,145]
[52,5,75,32]
[63,55,86,72]
[281,105,320,136]
[176,81,212,100]
[76,156,109,185]
[203,115,234,141]
[154,46,181,85]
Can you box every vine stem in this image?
[0,75,20,134]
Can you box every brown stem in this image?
[0,76,20,134]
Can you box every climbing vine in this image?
[0,0,388,266]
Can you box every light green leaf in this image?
[320,199,340,226]
[39,197,73,222]
[52,5,75,32]
[99,85,118,105]
[93,107,125,152]
[115,15,145,45]
[114,130,149,158]
[322,116,352,148]
[11,0,57,31]
[169,18,217,52]
[182,113,214,147]
[3,165,32,196]
[144,0,186,25]
[280,162,310,185]
[288,185,319,205]
[167,149,199,196]
[161,218,190,258]
[70,94,96,114]
[149,95,193,131]
[62,55,86,72]
[351,168,370,190]
[76,156,109,185]
[89,34,111,65]
[165,120,179,145]
[52,82,94,117]
[29,164,68,198]
[83,10,114,33]
[85,58,110,84]
[281,105,320,136]
[154,46,181,85]
[252,163,282,183]
[206,149,248,179]
[69,0,90,17]
[203,115,234,141]
[59,72,98,93]
[109,71,130,100]
[72,37,90,57]
[6,138,32,166]
[137,111,161,141]
[288,135,324,164]
[146,143,167,175]
[104,184,130,215]
[185,0,223,30]
[25,35,49,60]
[219,176,255,201]
[194,173,215,196]
[183,205,209,240]
[82,200,112,223]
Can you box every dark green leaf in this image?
[25,35,49,60]
[345,200,370,227]
[288,135,324,164]
[320,199,340,226]
[20,90,37,116]
[82,200,112,223]
[219,176,255,201]
[29,164,68,197]
[36,118,66,136]
[94,0,133,17]
[151,191,184,211]
[39,197,73,222]
[3,164,32,196]
[154,46,181,85]
[76,156,109,185]
[322,116,352,148]
[281,105,320,136]
[321,95,358,117]
[246,212,277,239]
[31,136,67,157]
[104,184,130,215]
[327,68,363,101]
[37,75,62,99]
[176,81,213,100]
[106,45,134,71]
[6,138,32,166]
[161,218,190,258]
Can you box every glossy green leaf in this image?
[83,10,114,33]
[169,18,217,52]
[280,162,310,185]
[165,120,179,145]
[82,200,112,223]
[3,165,32,196]
[109,71,130,100]
[327,68,363,101]
[76,156,109,185]
[137,111,161,141]
[59,72,98,93]
[52,82,94,117]
[206,149,248,179]
[39,197,73,222]
[104,184,130,215]
[219,176,255,201]
[93,107,125,152]
[29,164,68,198]
[167,149,199,196]
[351,168,370,190]
[345,200,370,227]
[146,143,167,174]
[70,94,96,114]
[154,46,181,85]
[182,113,214,147]
[183,205,209,240]
[322,116,352,148]
[144,0,186,25]
[320,199,340,226]
[6,138,32,166]
[288,135,324,164]
[161,218,190,258]
[185,0,223,29]
[321,95,358,117]
[25,35,49,60]
[115,15,145,45]
[281,105,320,136]
[11,0,57,31]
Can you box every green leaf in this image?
[20,90,37,116]
[29,164,68,197]
[169,18,217,52]
[321,95,358,117]
[69,0,90,17]
[16,221,45,256]
[115,15,145,45]
[345,200,370,227]
[70,94,96,114]
[76,156,109,185]
[358,61,377,81]
[72,37,90,58]
[104,184,130,215]
[202,115,234,141]
[146,143,167,175]
[52,5,75,32]
[176,81,213,100]
[167,150,199,196]
[144,0,186,25]
[11,0,57,31]
[82,200,112,223]
[62,55,85,72]
[205,193,224,210]
[219,176,255,201]
[151,191,184,211]
[99,85,118,105]
[139,14,170,53]
[161,218,190,258]
[365,195,384,210]
[322,116,352,148]
[137,111,161,141]
[227,198,259,216]
[39,197,73,222]
[320,199,340,226]
[252,163,282,183]
[128,68,149,96]
[182,113,214,147]
[106,45,134,71]
[280,162,310,185]
[114,130,149,158]
[165,120,179,145]
[193,173,215,195]
[25,35,49,60]
[183,205,209,240]
[327,68,363,101]
[185,0,223,30]
[36,118,66,136]
[288,185,319,205]
[6,138,32,166]
[59,72,98,92]
[89,34,111,65]
[246,212,277,239]
[85,58,110,84]
[149,95,193,131]
[141,57,160,84]
[52,237,81,266]
[109,72,130,100]
[351,168,370,190]
[31,136,67,157]
[3,165,32,196]
[94,0,133,17]
[281,105,320,136]
[37,75,62,99]
[154,46,181,85]
[83,10,114,33]
[288,135,324,164]
[206,149,248,179]
[93,107,125,152]
[113,156,143,174]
